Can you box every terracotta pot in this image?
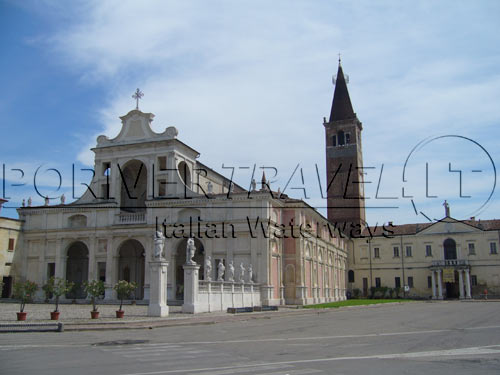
[116,310,124,319]
[50,311,60,320]
[17,312,27,321]
[90,311,99,319]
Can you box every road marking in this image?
[184,364,294,375]
[121,344,500,375]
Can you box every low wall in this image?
[196,281,261,313]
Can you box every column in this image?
[148,260,169,317]
[88,237,97,281]
[437,269,443,299]
[465,269,472,299]
[458,269,464,299]
[104,237,116,300]
[182,263,201,313]
[431,270,437,299]
[55,238,65,279]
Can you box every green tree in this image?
[12,280,38,313]
[113,280,138,312]
[83,280,105,312]
[43,277,75,313]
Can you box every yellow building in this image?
[0,199,23,298]
[350,212,500,299]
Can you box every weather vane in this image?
[132,88,144,110]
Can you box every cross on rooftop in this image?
[132,88,144,110]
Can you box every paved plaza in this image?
[1,301,500,374]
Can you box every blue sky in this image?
[1,0,500,225]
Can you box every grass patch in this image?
[303,299,413,309]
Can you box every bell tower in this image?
[324,61,366,231]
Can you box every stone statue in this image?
[247,264,253,283]
[228,261,235,282]
[153,231,165,259]
[44,196,49,206]
[217,260,225,281]
[239,262,245,283]
[27,197,32,207]
[250,178,257,191]
[186,237,196,265]
[60,194,66,204]
[206,181,213,194]
[205,256,212,281]
[22,199,25,207]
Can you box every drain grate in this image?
[93,339,149,346]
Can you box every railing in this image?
[431,259,469,267]
[117,212,146,224]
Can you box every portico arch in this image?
[118,239,145,299]
[66,241,89,299]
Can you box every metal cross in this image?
[132,88,144,110]
[338,52,341,64]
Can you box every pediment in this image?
[417,218,481,235]
[96,110,178,147]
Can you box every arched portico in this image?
[118,239,145,299]
[66,241,89,299]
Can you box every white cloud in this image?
[30,0,500,223]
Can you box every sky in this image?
[1,0,499,225]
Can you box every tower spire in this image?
[329,62,355,122]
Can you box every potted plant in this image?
[42,277,74,320]
[83,280,105,319]
[12,280,38,321]
[113,280,138,318]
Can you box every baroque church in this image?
[9,66,355,309]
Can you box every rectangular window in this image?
[374,247,380,258]
[490,242,497,254]
[345,133,351,144]
[425,245,432,257]
[102,162,111,176]
[375,277,381,288]
[158,179,167,197]
[395,277,401,288]
[158,156,167,170]
[393,246,399,257]
[406,246,412,257]
[408,276,414,288]
[98,262,106,282]
[332,135,337,147]
[427,276,432,288]
[471,275,477,286]
[468,243,476,255]
[8,238,15,251]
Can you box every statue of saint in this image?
[205,255,212,281]
[153,231,165,259]
[247,264,253,283]
[186,237,196,264]
[60,194,66,204]
[239,262,245,283]
[228,261,235,282]
[217,260,225,281]
[27,197,32,207]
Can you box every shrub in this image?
[83,280,105,312]
[12,280,38,312]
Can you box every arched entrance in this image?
[118,239,145,299]
[444,238,457,260]
[120,160,147,213]
[66,241,89,299]
[174,238,204,300]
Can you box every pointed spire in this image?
[329,62,355,122]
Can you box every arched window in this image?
[348,270,355,283]
[338,131,345,145]
[443,238,457,260]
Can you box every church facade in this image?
[14,99,349,308]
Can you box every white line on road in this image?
[121,344,500,375]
